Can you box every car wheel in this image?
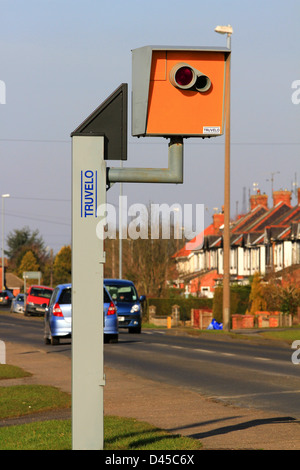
[44,337,51,345]
[50,335,60,345]
[129,327,141,334]
[104,334,118,344]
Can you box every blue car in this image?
[104,279,145,334]
[44,283,118,345]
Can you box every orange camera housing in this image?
[132,46,230,138]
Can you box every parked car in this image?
[10,293,25,313]
[104,279,145,333]
[0,290,14,308]
[44,283,118,345]
[24,285,53,316]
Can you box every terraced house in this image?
[173,189,300,297]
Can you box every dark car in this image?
[0,290,14,307]
[104,279,145,333]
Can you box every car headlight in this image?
[130,304,140,313]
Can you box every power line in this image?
[0,138,70,143]
[10,196,70,202]
[3,211,70,226]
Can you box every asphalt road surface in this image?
[1,310,300,419]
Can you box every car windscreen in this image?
[104,288,111,303]
[29,288,53,299]
[105,285,137,303]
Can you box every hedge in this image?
[145,297,213,322]
[213,285,251,322]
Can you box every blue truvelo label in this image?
[81,170,98,218]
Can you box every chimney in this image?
[273,190,292,207]
[249,190,268,210]
[213,212,224,234]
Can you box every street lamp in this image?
[2,194,10,290]
[215,25,233,48]
[215,25,233,331]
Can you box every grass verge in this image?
[0,370,201,450]
[0,384,71,419]
[0,364,32,380]
[169,325,300,345]
[0,416,202,450]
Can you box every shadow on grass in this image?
[182,416,297,440]
[104,417,200,450]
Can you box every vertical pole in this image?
[119,161,123,279]
[2,197,4,290]
[72,135,106,450]
[1,194,10,290]
[223,41,231,331]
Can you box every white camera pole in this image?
[71,134,106,450]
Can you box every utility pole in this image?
[215,25,233,331]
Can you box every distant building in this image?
[0,261,23,295]
[173,189,300,297]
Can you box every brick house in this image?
[0,263,23,295]
[173,188,300,296]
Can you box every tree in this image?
[263,281,281,311]
[247,272,267,314]
[18,251,40,283]
[279,285,300,316]
[5,226,47,273]
[104,212,182,298]
[122,236,178,298]
[53,245,71,285]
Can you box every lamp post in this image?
[215,25,233,331]
[2,194,10,290]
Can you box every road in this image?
[1,310,300,418]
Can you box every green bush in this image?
[213,285,251,322]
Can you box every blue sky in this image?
[0,0,299,252]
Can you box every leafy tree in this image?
[263,281,281,311]
[212,286,223,322]
[247,272,267,314]
[18,251,40,284]
[279,285,300,316]
[5,226,47,273]
[53,245,71,285]
[213,285,250,322]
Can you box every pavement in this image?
[2,340,300,450]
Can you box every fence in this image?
[232,311,293,330]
